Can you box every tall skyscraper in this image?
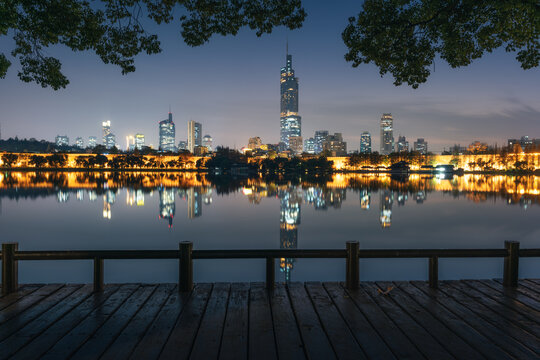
[88,136,97,148]
[159,112,176,152]
[396,135,409,153]
[135,134,145,150]
[55,135,69,147]
[188,120,202,153]
[314,130,328,154]
[380,113,394,155]
[304,137,315,154]
[102,120,111,145]
[202,134,213,151]
[360,132,371,154]
[414,138,428,154]
[280,49,301,149]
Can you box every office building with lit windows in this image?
[280,51,301,149]
[75,137,84,149]
[396,135,409,153]
[314,130,328,154]
[159,112,176,152]
[304,137,315,154]
[380,113,394,155]
[202,134,213,151]
[135,134,145,150]
[414,138,428,155]
[55,135,69,147]
[360,132,371,154]
[188,120,202,153]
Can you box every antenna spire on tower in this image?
[168,104,171,114]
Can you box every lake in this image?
[1,171,538,284]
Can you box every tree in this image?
[342,0,539,88]
[1,0,305,89]
[30,155,48,168]
[1,153,18,167]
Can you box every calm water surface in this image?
[1,172,539,283]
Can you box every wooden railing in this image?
[2,241,539,295]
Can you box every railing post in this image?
[2,243,18,296]
[93,257,104,292]
[503,241,519,287]
[346,241,359,290]
[266,257,275,290]
[429,256,438,288]
[180,241,193,292]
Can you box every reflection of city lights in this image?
[242,187,253,195]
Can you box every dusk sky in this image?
[0,1,538,152]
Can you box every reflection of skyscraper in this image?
[102,191,115,220]
[159,187,176,228]
[380,190,393,228]
[280,50,301,149]
[360,189,371,209]
[279,188,301,281]
[57,190,69,203]
[187,187,202,219]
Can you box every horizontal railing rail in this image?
[1,241,539,295]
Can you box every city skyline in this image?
[0,2,538,152]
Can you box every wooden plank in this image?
[128,285,192,360]
[0,285,40,311]
[519,279,540,296]
[362,282,453,360]
[412,281,537,359]
[10,285,121,360]
[0,284,81,342]
[190,283,231,359]
[269,283,306,360]
[159,283,213,360]
[376,281,483,360]
[288,282,336,360]
[342,283,424,359]
[0,284,63,325]
[323,283,394,360]
[396,281,512,360]
[69,285,157,359]
[100,284,175,360]
[38,284,139,360]
[485,280,540,312]
[248,283,278,360]
[219,283,249,360]
[305,282,366,360]
[465,280,540,324]
[0,285,93,360]
[454,281,540,337]
[440,281,540,355]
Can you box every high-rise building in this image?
[289,136,303,155]
[88,136,97,148]
[188,120,202,153]
[102,120,111,145]
[55,135,69,147]
[104,133,116,149]
[304,137,315,154]
[380,113,394,155]
[135,134,145,150]
[202,135,213,151]
[314,130,328,154]
[280,50,301,149]
[159,112,176,152]
[322,133,347,156]
[178,140,188,151]
[248,137,262,150]
[396,135,409,153]
[126,135,135,151]
[414,138,428,154]
[75,137,84,149]
[360,132,371,154]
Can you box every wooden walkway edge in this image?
[1,280,539,359]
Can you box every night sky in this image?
[0,1,538,152]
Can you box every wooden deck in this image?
[1,280,539,359]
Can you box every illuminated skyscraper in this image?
[188,121,202,153]
[414,138,428,155]
[314,130,328,154]
[88,136,97,148]
[380,113,394,155]
[304,137,315,154]
[102,121,111,145]
[360,132,371,154]
[159,112,176,152]
[202,134,213,151]
[55,135,69,147]
[280,49,301,149]
[75,137,84,149]
[135,134,145,150]
[289,136,303,155]
[396,135,409,153]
